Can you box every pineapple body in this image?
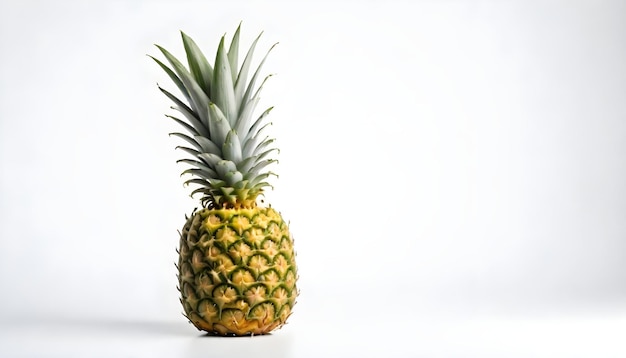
[178,207,297,335]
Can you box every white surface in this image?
[1,0,626,356]
[2,302,626,357]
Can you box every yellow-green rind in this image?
[178,206,297,335]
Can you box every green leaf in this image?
[155,45,210,126]
[158,86,210,138]
[222,130,243,164]
[238,148,277,173]
[234,97,259,140]
[236,188,251,201]
[251,140,277,159]
[244,171,265,182]
[234,32,263,109]
[233,180,249,190]
[235,74,273,140]
[244,107,273,143]
[227,24,241,84]
[243,135,267,159]
[246,171,277,183]
[212,36,237,127]
[190,187,213,197]
[169,132,202,151]
[166,115,197,136]
[177,159,216,175]
[224,171,244,186]
[250,173,276,188]
[183,178,209,187]
[194,135,221,156]
[252,172,278,188]
[236,157,256,174]
[215,160,237,178]
[243,129,274,158]
[208,102,232,147]
[181,31,213,95]
[239,43,277,120]
[185,177,225,188]
[181,168,219,181]
[149,55,190,103]
[198,153,222,168]
[252,147,278,165]
[249,159,277,175]
[175,147,201,157]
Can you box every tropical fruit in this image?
[151,24,297,335]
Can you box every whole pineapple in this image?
[151,25,297,336]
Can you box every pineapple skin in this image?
[178,206,297,335]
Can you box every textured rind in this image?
[178,206,297,335]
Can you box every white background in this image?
[1,0,626,357]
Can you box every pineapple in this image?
[151,25,297,336]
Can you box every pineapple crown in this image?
[151,25,278,209]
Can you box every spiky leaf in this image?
[156,45,210,126]
[213,37,237,126]
[222,130,243,164]
[208,102,232,147]
[227,25,241,84]
[181,31,214,95]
